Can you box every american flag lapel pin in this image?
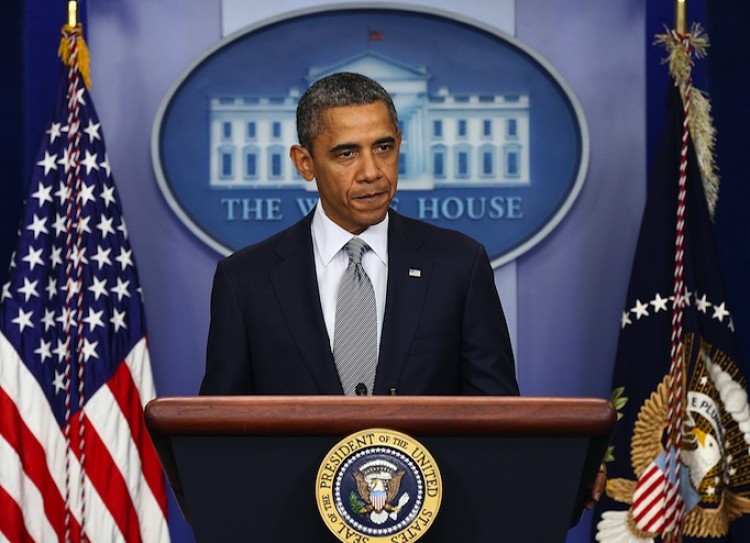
[408,268,422,278]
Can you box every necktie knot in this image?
[345,237,369,266]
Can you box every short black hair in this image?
[296,72,399,150]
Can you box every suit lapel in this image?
[269,213,343,394]
[375,211,433,393]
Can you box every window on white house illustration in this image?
[480,145,495,177]
[483,120,492,137]
[504,145,521,178]
[506,118,518,139]
[433,120,442,138]
[271,122,282,139]
[457,119,467,138]
[219,146,234,179]
[245,152,258,179]
[432,144,446,178]
[455,145,471,178]
[268,145,284,179]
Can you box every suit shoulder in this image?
[220,216,310,271]
[394,212,484,254]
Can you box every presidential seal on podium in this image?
[316,428,442,542]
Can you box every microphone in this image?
[388,384,398,396]
[355,383,368,396]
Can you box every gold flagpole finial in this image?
[675,0,687,34]
[67,1,78,27]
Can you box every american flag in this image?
[0,25,170,542]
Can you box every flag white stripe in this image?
[123,338,156,406]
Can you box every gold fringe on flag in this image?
[655,23,720,219]
[57,23,92,90]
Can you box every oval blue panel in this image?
[152,6,588,267]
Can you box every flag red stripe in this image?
[108,360,168,514]
[67,414,143,543]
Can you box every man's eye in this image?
[374,144,393,153]
[338,150,355,158]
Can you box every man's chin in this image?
[352,209,389,231]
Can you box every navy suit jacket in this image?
[200,209,518,396]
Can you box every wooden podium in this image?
[145,396,614,542]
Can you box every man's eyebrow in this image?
[328,136,397,155]
[328,143,359,155]
[374,136,397,146]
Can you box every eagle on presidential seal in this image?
[597,339,750,542]
[350,459,411,525]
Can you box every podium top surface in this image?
[145,395,615,438]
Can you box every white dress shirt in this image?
[311,202,388,353]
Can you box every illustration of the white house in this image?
[209,52,530,189]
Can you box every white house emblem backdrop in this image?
[152,6,588,267]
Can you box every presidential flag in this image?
[594,29,750,542]
[0,24,170,542]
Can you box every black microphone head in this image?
[355,383,368,396]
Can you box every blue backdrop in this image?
[2,1,748,542]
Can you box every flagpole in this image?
[67,0,77,27]
[675,0,687,34]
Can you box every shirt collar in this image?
[312,202,389,266]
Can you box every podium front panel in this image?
[146,396,615,543]
[174,434,593,542]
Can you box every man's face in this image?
[291,101,401,234]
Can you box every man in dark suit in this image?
[200,72,519,397]
[197,72,610,512]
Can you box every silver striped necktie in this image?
[333,237,377,396]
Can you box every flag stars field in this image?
[621,288,735,332]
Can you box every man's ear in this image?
[289,144,315,181]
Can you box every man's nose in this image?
[357,150,381,182]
